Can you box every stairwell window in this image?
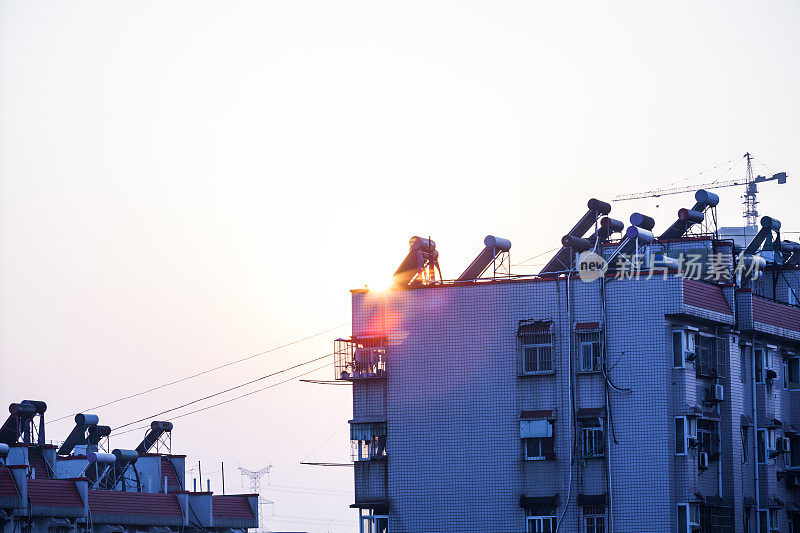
[518,321,554,375]
[581,418,604,458]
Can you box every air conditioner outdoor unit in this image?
[713,384,725,402]
[698,452,709,470]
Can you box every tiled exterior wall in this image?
[346,247,800,532]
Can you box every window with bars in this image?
[577,330,602,373]
[581,418,604,458]
[697,419,720,458]
[518,324,554,375]
[583,506,605,533]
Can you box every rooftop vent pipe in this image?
[540,198,612,274]
[457,236,512,281]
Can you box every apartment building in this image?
[336,192,800,532]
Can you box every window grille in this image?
[576,330,602,372]
[335,337,387,380]
[518,321,554,375]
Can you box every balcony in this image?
[335,337,387,380]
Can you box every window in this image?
[675,417,697,455]
[758,510,768,533]
[740,344,748,383]
[672,328,696,368]
[578,331,602,372]
[696,334,718,377]
[521,332,553,374]
[675,417,686,455]
[785,355,800,390]
[697,419,720,457]
[526,514,556,533]
[350,422,387,461]
[755,348,768,383]
[359,510,388,533]
[583,506,605,533]
[521,419,554,460]
[741,427,748,464]
[758,428,776,464]
[790,436,800,468]
[769,508,779,532]
[677,503,700,533]
[581,418,604,458]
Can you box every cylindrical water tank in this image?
[587,198,612,215]
[600,217,624,233]
[150,421,174,431]
[88,452,116,464]
[409,236,436,252]
[483,236,511,251]
[781,241,800,254]
[626,226,654,243]
[761,217,781,230]
[0,443,9,457]
[112,449,139,464]
[75,414,100,426]
[9,403,35,416]
[629,213,655,231]
[678,209,704,223]
[22,401,47,414]
[561,235,591,252]
[695,189,720,207]
[652,253,681,270]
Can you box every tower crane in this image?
[613,153,787,229]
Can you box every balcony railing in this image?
[335,337,387,380]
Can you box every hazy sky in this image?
[2,2,799,531]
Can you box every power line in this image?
[112,353,334,431]
[512,246,561,267]
[52,324,346,422]
[112,361,331,436]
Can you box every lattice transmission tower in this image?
[238,465,274,532]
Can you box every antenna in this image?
[238,464,274,532]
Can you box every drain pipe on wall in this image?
[601,274,613,533]
[752,333,760,532]
[556,270,576,532]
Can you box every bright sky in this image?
[1,2,799,531]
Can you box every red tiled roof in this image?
[161,457,182,492]
[28,448,51,479]
[212,495,255,520]
[27,479,83,508]
[89,490,183,517]
[684,279,732,315]
[753,296,800,333]
[0,467,19,499]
